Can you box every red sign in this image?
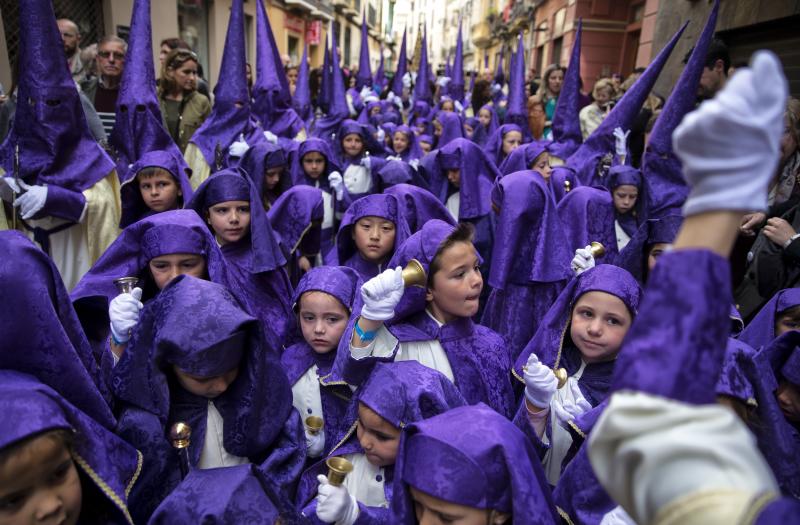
[285,14,304,33]
[306,20,321,46]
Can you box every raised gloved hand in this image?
[328,172,344,201]
[571,245,595,276]
[408,159,420,170]
[454,100,464,113]
[13,182,48,220]
[109,287,143,345]
[375,128,386,143]
[523,353,558,409]
[263,130,278,144]
[360,155,372,170]
[613,127,630,160]
[491,83,502,95]
[387,92,404,110]
[316,475,359,525]
[674,51,787,217]
[551,380,592,427]
[228,133,250,158]
[360,266,404,321]
[306,429,325,458]
[436,76,452,88]
[359,85,373,100]
[402,72,412,89]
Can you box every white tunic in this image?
[343,164,372,195]
[198,401,250,469]
[542,362,589,485]
[445,192,460,222]
[615,220,631,252]
[342,453,388,508]
[290,365,326,451]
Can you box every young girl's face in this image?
[530,152,551,181]
[298,291,349,354]
[302,152,326,180]
[148,253,206,289]
[138,169,181,213]
[420,141,432,154]
[433,121,443,137]
[569,291,632,364]
[426,241,482,323]
[353,216,396,263]
[440,100,455,112]
[342,134,364,158]
[0,433,82,525]
[776,380,800,422]
[207,200,251,245]
[501,131,522,156]
[264,166,283,191]
[478,108,491,127]
[393,132,409,154]
[446,169,461,188]
[612,185,639,215]
[646,243,670,274]
[463,124,474,138]
[173,366,239,399]
[409,486,509,525]
[356,403,400,467]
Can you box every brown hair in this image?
[159,49,199,96]
[536,64,565,101]
[0,429,74,467]
[785,98,800,148]
[592,78,615,100]
[427,223,475,287]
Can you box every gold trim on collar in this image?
[73,452,135,525]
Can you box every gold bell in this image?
[401,259,427,288]
[553,368,568,389]
[325,456,354,487]
[589,242,606,259]
[305,416,324,436]
[113,276,140,294]
[169,422,192,449]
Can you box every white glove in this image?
[387,92,404,110]
[599,506,637,525]
[327,172,344,201]
[360,156,372,170]
[409,159,420,170]
[305,429,325,458]
[360,266,404,321]
[228,133,250,158]
[436,76,452,88]
[613,127,630,160]
[571,245,595,276]
[359,85,373,100]
[386,155,401,162]
[402,72,412,88]
[674,51,787,217]
[551,380,592,428]
[491,83,502,95]
[454,100,464,113]
[13,183,48,220]
[316,475,359,525]
[109,287,143,345]
[523,353,558,409]
[263,130,278,144]
[375,128,386,143]
[2,176,21,194]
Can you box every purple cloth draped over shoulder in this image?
[498,140,548,175]
[120,149,194,228]
[557,185,618,261]
[393,404,559,524]
[113,275,304,522]
[376,160,430,191]
[550,165,580,203]
[484,124,523,167]
[739,288,800,350]
[482,171,572,361]
[239,141,291,208]
[384,184,456,232]
[614,214,682,284]
[0,231,115,430]
[0,372,140,525]
[268,185,324,257]
[434,111,465,149]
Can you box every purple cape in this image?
[484,123,524,167]
[393,403,559,524]
[614,214,682,284]
[434,110,465,149]
[550,165,580,203]
[384,183,456,232]
[376,160,430,191]
[239,141,291,208]
[498,140,548,175]
[557,185,619,260]
[268,185,324,256]
[739,288,800,350]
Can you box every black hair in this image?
[683,38,730,76]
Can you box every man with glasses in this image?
[80,35,127,135]
[57,18,83,82]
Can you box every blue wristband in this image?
[354,320,377,342]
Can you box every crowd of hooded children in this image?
[3,0,800,523]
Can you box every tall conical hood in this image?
[506,33,527,120]
[494,47,505,86]
[0,0,113,191]
[391,28,408,96]
[293,45,312,122]
[374,46,386,90]
[450,19,465,102]
[644,1,719,218]
[111,0,187,183]
[357,14,373,89]
[413,28,432,103]
[567,22,687,185]
[311,31,349,138]
[252,0,303,138]
[548,19,584,160]
[319,37,331,112]
[191,0,264,168]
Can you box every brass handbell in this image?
[401,259,427,288]
[325,456,353,487]
[305,415,323,436]
[169,422,192,479]
[553,368,568,389]
[589,242,606,259]
[564,180,571,193]
[113,276,140,294]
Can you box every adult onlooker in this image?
[57,18,83,82]
[80,35,127,135]
[157,48,211,153]
[691,38,730,100]
[535,64,564,136]
[527,65,539,97]
[79,43,98,82]
[158,37,190,66]
[579,77,615,140]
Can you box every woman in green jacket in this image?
[159,49,211,153]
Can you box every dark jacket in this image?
[158,90,211,153]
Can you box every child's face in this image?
[433,121,443,137]
[207,200,251,245]
[409,486,509,525]
[356,403,400,467]
[612,185,639,215]
[352,216,396,263]
[342,134,364,158]
[531,153,551,181]
[0,433,82,525]
[148,253,206,290]
[173,366,239,399]
[646,243,671,274]
[570,291,632,364]
[298,291,349,354]
[463,124,474,138]
[138,169,181,213]
[478,109,491,127]
[446,169,461,188]
[775,311,800,337]
[302,152,326,179]
[264,166,283,191]
[776,380,800,422]
[426,241,482,324]
[393,132,409,154]
[501,131,522,155]
[420,141,432,154]
[440,100,454,112]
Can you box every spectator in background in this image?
[57,18,84,83]
[692,38,730,100]
[536,64,564,136]
[158,48,211,153]
[79,43,98,82]
[159,37,190,66]
[527,65,540,97]
[527,95,547,141]
[287,65,299,97]
[579,77,615,140]
[80,34,127,136]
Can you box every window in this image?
[368,4,377,27]
[551,37,563,66]
[288,35,299,65]
[177,0,210,80]
[344,26,352,68]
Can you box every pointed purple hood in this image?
[319,38,331,112]
[548,19,584,160]
[293,45,312,122]
[413,29,433,104]
[357,14,373,89]
[645,1,719,218]
[390,28,408,96]
[374,46,387,90]
[0,0,114,191]
[312,32,349,138]
[505,33,528,129]
[450,19,465,103]
[567,22,687,186]
[494,47,506,86]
